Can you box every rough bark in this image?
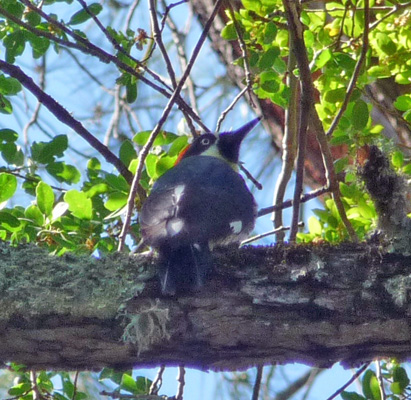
[1,241,411,371]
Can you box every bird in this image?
[139,118,260,295]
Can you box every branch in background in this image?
[275,368,323,400]
[0,60,133,183]
[3,1,209,132]
[283,0,359,242]
[215,87,248,132]
[258,186,330,217]
[161,0,200,121]
[326,0,370,137]
[149,365,165,395]
[325,364,370,400]
[175,366,186,400]
[226,2,256,108]
[117,0,224,252]
[272,38,299,242]
[241,222,304,245]
[149,0,198,137]
[251,366,263,400]
[282,0,313,242]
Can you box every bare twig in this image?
[272,38,298,242]
[325,363,370,400]
[215,87,248,132]
[0,60,133,183]
[240,163,263,190]
[2,1,209,132]
[282,0,313,242]
[241,222,304,245]
[275,368,323,400]
[149,365,165,395]
[257,186,330,217]
[117,0,224,252]
[375,360,387,400]
[72,371,79,400]
[326,0,370,137]
[22,57,46,152]
[226,2,256,108]
[176,366,186,400]
[30,371,40,400]
[252,366,263,400]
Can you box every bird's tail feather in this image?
[159,243,213,295]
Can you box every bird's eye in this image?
[201,138,210,146]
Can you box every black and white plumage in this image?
[139,118,260,295]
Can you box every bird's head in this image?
[176,117,261,167]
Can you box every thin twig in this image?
[3,1,209,132]
[252,366,263,400]
[30,371,40,400]
[226,2,256,108]
[257,186,330,217]
[272,37,298,242]
[150,0,197,136]
[375,360,387,400]
[72,371,79,400]
[176,366,186,400]
[215,87,248,132]
[240,163,263,190]
[325,363,370,400]
[0,60,133,183]
[282,0,313,241]
[326,0,370,137]
[149,365,165,395]
[241,222,304,245]
[117,0,224,252]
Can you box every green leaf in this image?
[119,140,137,167]
[104,192,128,211]
[324,88,347,103]
[394,95,411,112]
[362,370,381,400]
[0,210,21,230]
[46,162,81,184]
[36,181,54,216]
[0,128,18,142]
[32,135,68,164]
[105,173,129,192]
[352,100,369,130]
[133,130,178,146]
[0,75,22,95]
[392,366,410,393]
[168,135,188,157]
[24,10,42,26]
[121,373,138,394]
[0,173,17,202]
[341,392,366,400]
[375,32,396,56]
[64,190,93,220]
[25,204,45,226]
[315,49,332,69]
[126,82,138,104]
[221,23,238,40]
[156,155,177,177]
[258,47,280,70]
[308,216,322,235]
[263,22,277,44]
[391,151,404,168]
[145,153,158,179]
[0,94,13,114]
[68,3,103,25]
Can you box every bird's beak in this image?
[230,117,262,142]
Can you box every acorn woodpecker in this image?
[140,118,260,295]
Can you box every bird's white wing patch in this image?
[173,185,185,203]
[167,218,184,236]
[229,220,243,234]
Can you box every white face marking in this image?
[202,145,239,171]
[173,185,185,202]
[229,220,243,234]
[167,218,184,236]
[193,243,201,251]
